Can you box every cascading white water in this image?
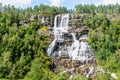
[60,14,69,33]
[69,33,93,63]
[71,33,77,42]
[47,39,56,56]
[54,14,69,42]
[69,33,80,59]
[54,16,57,28]
[47,16,58,56]
[47,14,69,56]
[79,41,91,56]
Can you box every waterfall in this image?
[47,14,69,56]
[71,33,77,41]
[47,39,56,56]
[54,16,57,28]
[69,33,80,59]
[60,14,69,33]
[54,14,69,41]
[47,13,93,60]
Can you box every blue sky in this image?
[0,0,120,9]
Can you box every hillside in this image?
[0,4,120,80]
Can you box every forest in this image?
[0,3,120,79]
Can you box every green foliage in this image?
[54,73,68,80]
[25,57,54,80]
[75,4,120,14]
[95,73,114,80]
[71,74,87,80]
[88,10,120,79]
[0,21,51,79]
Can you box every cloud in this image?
[49,0,66,7]
[0,0,32,8]
[99,0,120,5]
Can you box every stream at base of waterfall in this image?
[47,14,117,79]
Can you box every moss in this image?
[39,26,48,31]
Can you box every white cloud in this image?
[49,0,65,7]
[99,0,120,5]
[0,0,32,8]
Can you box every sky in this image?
[0,0,120,9]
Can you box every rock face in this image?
[19,13,51,26]
[50,57,97,79]
[50,57,95,73]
